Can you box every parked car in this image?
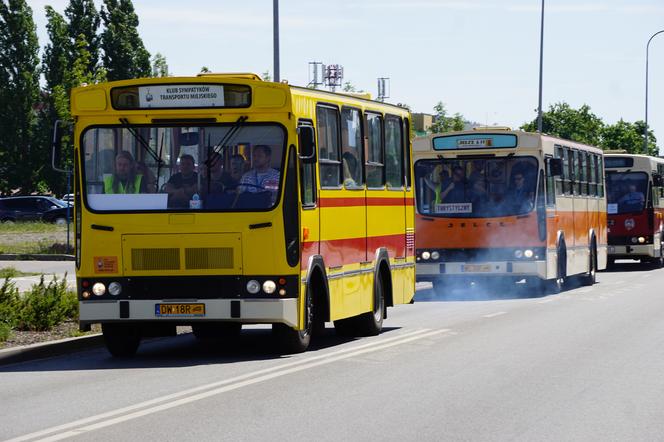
[0,196,72,224]
[61,193,74,205]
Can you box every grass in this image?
[0,222,66,234]
[0,222,73,255]
[0,267,41,278]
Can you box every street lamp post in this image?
[644,30,664,152]
[273,0,280,82]
[537,0,545,133]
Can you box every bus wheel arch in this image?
[581,231,597,286]
[374,248,394,312]
[304,255,330,328]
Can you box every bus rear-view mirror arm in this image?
[297,126,316,163]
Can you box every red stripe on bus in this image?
[318,197,414,208]
[301,233,413,269]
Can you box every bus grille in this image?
[131,248,180,271]
[185,247,234,269]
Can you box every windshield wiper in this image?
[119,118,164,166]
[210,115,248,157]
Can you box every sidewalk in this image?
[0,260,76,292]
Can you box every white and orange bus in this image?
[57,73,415,356]
[604,152,664,267]
[413,129,607,293]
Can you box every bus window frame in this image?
[545,155,556,206]
[316,103,343,190]
[404,117,412,190]
[365,111,386,190]
[340,105,365,191]
[78,121,288,215]
[298,119,318,209]
[385,113,405,191]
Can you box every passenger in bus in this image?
[617,182,645,209]
[136,161,157,193]
[469,160,486,185]
[439,166,467,204]
[342,151,360,187]
[200,152,225,195]
[469,178,489,214]
[163,154,198,208]
[238,145,280,205]
[103,151,147,194]
[225,154,247,190]
[505,171,534,212]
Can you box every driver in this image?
[238,145,280,199]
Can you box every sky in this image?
[28,0,664,152]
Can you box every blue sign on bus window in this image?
[433,134,518,150]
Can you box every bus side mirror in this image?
[549,158,563,177]
[653,173,663,187]
[298,126,316,163]
[51,120,71,173]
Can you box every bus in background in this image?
[604,152,664,267]
[57,73,415,357]
[413,129,607,294]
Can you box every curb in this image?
[0,254,75,261]
[0,333,104,366]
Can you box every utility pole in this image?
[644,30,664,152]
[537,0,545,133]
[273,0,280,82]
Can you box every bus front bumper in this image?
[80,298,299,328]
[608,244,656,258]
[416,260,547,279]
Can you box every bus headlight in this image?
[262,280,277,294]
[638,236,646,244]
[524,249,534,258]
[514,250,524,259]
[108,282,122,296]
[92,282,106,296]
[246,280,261,294]
[431,251,440,260]
[421,251,431,260]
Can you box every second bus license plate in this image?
[155,303,205,317]
[461,264,493,273]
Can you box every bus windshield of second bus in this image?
[606,171,648,215]
[414,156,539,218]
[82,123,285,212]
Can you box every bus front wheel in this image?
[102,323,141,358]
[273,285,314,353]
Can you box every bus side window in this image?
[579,152,587,196]
[340,107,364,188]
[572,150,580,196]
[555,145,564,195]
[385,115,404,189]
[545,157,556,205]
[597,155,605,197]
[590,154,598,196]
[404,118,412,189]
[365,112,385,188]
[316,105,342,188]
[562,146,572,195]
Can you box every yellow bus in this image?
[413,129,607,293]
[61,73,415,356]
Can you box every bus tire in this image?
[580,242,597,286]
[273,285,314,353]
[102,323,141,358]
[547,243,567,293]
[192,322,242,340]
[654,240,664,268]
[352,272,385,337]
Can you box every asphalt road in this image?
[1,262,663,441]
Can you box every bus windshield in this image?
[606,172,648,214]
[415,156,539,218]
[81,123,285,212]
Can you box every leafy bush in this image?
[16,275,78,331]
[0,322,10,343]
[0,278,21,328]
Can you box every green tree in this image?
[0,0,41,194]
[521,102,604,146]
[64,0,100,74]
[151,52,168,77]
[200,66,210,73]
[100,0,150,81]
[429,102,465,133]
[601,119,657,155]
[262,70,271,81]
[42,6,70,92]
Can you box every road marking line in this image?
[7,328,442,442]
[483,311,507,318]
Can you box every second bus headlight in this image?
[92,282,106,296]
[524,249,534,258]
[263,280,277,294]
[246,280,261,294]
[431,251,440,260]
[421,251,431,260]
